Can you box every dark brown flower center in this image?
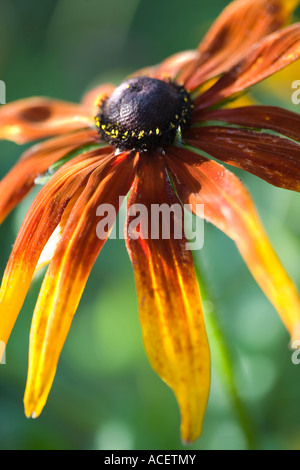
[95,77,193,152]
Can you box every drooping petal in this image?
[185,126,300,191]
[34,191,81,276]
[182,0,299,89]
[24,151,138,419]
[125,152,210,443]
[165,147,300,339]
[194,23,300,110]
[0,97,92,144]
[0,128,100,223]
[34,225,63,276]
[194,105,300,143]
[0,148,108,352]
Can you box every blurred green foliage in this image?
[0,0,300,450]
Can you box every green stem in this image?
[194,258,258,450]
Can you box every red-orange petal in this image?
[126,50,199,83]
[165,147,300,338]
[154,50,199,81]
[185,126,300,191]
[194,23,300,110]
[183,0,299,89]
[34,192,81,276]
[0,148,108,350]
[0,128,100,223]
[81,83,116,117]
[194,105,300,143]
[24,151,138,419]
[0,97,91,144]
[125,152,210,443]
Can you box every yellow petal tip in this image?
[180,422,203,445]
[24,395,43,420]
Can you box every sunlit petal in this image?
[166,147,300,339]
[185,125,300,191]
[0,97,91,144]
[0,129,100,223]
[125,152,210,443]
[194,23,300,109]
[34,191,81,276]
[0,148,108,351]
[194,105,300,143]
[182,0,299,89]
[24,151,138,419]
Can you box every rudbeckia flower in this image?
[1,0,300,443]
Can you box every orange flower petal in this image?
[34,189,82,276]
[194,105,300,143]
[183,0,299,89]
[24,151,137,419]
[165,147,300,338]
[185,125,300,191]
[195,23,300,110]
[0,97,91,144]
[155,50,199,81]
[81,83,116,116]
[0,148,107,350]
[125,153,210,443]
[127,50,199,83]
[0,128,100,223]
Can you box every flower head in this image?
[1,0,300,443]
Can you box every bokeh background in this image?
[0,0,300,450]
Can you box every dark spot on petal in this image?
[19,105,52,123]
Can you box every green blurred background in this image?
[0,0,300,450]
